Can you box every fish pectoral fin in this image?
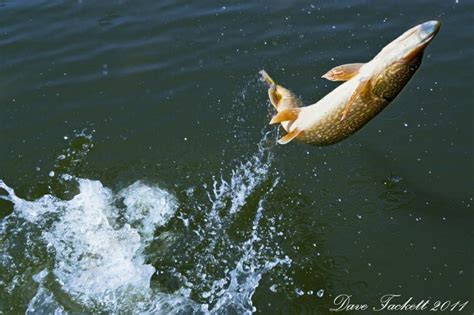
[269,108,301,124]
[278,128,302,145]
[341,79,372,121]
[322,63,364,81]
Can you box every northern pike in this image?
[261,20,441,145]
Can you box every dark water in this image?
[1,1,473,314]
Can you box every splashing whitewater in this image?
[0,131,290,314]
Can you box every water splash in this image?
[156,132,291,314]
[0,131,289,314]
[27,270,66,315]
[1,177,178,312]
[207,183,291,314]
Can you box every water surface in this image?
[0,1,473,314]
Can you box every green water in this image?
[0,1,472,314]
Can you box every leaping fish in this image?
[261,20,441,145]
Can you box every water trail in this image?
[206,179,291,314]
[144,130,290,314]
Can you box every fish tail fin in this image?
[260,70,303,110]
[259,69,275,86]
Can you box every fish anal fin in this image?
[341,79,372,121]
[278,128,302,145]
[269,108,301,125]
[322,63,364,82]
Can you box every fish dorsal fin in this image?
[278,128,301,145]
[269,108,301,125]
[322,63,364,81]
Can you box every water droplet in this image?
[269,284,278,292]
[295,288,304,296]
[317,289,324,297]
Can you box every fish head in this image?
[376,20,441,65]
[369,21,441,100]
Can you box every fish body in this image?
[261,20,441,145]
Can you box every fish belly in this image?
[300,96,388,145]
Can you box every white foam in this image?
[27,285,66,315]
[118,181,177,241]
[2,177,178,311]
[27,270,66,315]
[49,179,177,308]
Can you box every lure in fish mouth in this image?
[261,20,441,145]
